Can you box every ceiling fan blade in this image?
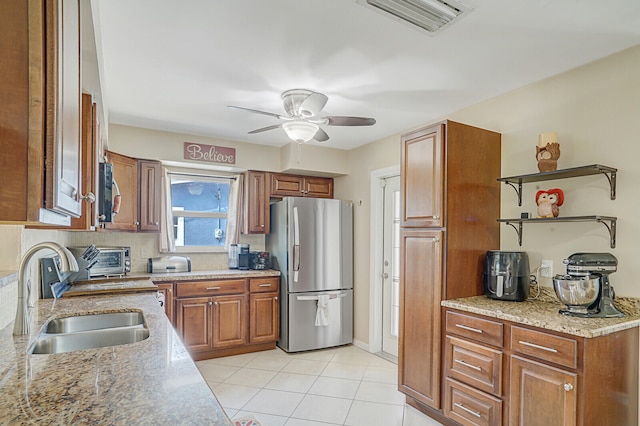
[299,92,328,117]
[228,105,286,120]
[248,124,283,134]
[324,116,376,126]
[313,127,330,142]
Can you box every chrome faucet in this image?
[13,242,79,336]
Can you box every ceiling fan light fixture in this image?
[359,0,471,34]
[282,121,320,143]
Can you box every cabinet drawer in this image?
[249,277,279,293]
[446,311,503,347]
[445,336,502,396]
[175,279,246,298]
[444,378,502,426]
[510,326,578,369]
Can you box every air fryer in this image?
[483,251,530,301]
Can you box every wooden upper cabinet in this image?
[138,160,161,232]
[45,0,82,218]
[103,151,138,231]
[271,173,333,198]
[68,93,99,230]
[243,171,270,234]
[0,0,82,224]
[401,124,444,228]
[102,151,161,232]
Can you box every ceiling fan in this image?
[228,88,376,143]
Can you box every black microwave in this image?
[98,162,113,223]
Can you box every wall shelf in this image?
[498,215,617,248]
[498,164,617,206]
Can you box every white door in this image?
[382,175,400,357]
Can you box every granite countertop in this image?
[442,287,640,338]
[79,268,281,283]
[64,279,159,297]
[0,292,231,425]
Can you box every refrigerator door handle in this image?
[293,206,300,282]
[296,293,347,301]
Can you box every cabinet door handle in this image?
[208,301,212,306]
[259,283,272,287]
[454,403,481,418]
[455,324,483,334]
[564,383,573,392]
[518,340,558,353]
[274,297,278,301]
[206,286,221,290]
[454,359,482,371]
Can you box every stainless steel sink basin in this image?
[29,327,150,354]
[44,312,145,334]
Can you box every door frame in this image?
[368,165,400,354]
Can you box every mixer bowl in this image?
[553,274,600,309]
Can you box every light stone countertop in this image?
[0,290,231,425]
[79,268,281,283]
[441,287,640,338]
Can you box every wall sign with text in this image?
[183,142,236,165]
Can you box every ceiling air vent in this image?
[359,0,472,34]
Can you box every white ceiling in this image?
[93,0,640,150]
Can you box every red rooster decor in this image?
[536,188,564,218]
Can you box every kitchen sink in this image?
[44,311,145,334]
[29,327,149,354]
[29,311,149,354]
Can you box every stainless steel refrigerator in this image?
[266,197,353,352]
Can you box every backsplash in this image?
[66,231,265,273]
[0,273,18,330]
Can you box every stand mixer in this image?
[553,252,624,318]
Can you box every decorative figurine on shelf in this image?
[536,188,564,218]
[536,132,561,172]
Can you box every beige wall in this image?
[343,44,640,345]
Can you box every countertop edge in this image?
[442,296,640,338]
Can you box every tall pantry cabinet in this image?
[398,121,501,419]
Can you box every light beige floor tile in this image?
[197,363,239,382]
[212,383,261,410]
[224,408,238,419]
[224,367,278,388]
[290,394,353,424]
[244,355,292,371]
[282,359,329,375]
[234,410,288,426]
[345,400,404,426]
[307,376,360,399]
[242,389,305,417]
[197,351,259,367]
[403,404,445,425]
[355,381,405,405]
[362,365,398,384]
[287,348,338,362]
[330,345,379,365]
[265,372,318,393]
[369,355,398,368]
[284,418,338,425]
[320,362,367,380]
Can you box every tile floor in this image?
[196,344,445,426]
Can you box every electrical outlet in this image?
[541,259,553,278]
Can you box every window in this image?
[169,174,232,250]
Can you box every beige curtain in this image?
[224,174,243,250]
[159,167,176,253]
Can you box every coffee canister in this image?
[228,244,239,269]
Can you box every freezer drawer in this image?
[279,289,353,352]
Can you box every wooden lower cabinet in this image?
[250,292,279,344]
[509,355,577,426]
[156,282,174,323]
[171,277,280,360]
[442,308,639,426]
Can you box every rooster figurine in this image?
[536,188,564,218]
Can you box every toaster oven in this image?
[68,246,131,279]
